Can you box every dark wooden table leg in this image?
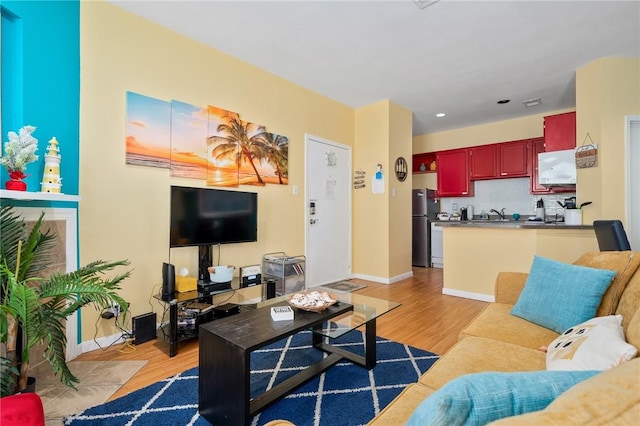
[364,318,377,369]
[199,329,249,425]
[169,301,178,357]
[311,323,323,348]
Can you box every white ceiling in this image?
[109,0,640,136]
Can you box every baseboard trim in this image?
[442,288,495,303]
[351,270,414,285]
[80,332,128,354]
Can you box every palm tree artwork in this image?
[207,106,288,187]
[255,131,289,185]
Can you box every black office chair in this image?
[593,220,631,251]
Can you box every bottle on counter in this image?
[536,198,545,220]
[467,205,474,220]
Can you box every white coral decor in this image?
[1,125,39,172]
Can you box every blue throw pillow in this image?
[406,370,599,426]
[510,256,616,333]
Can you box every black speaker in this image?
[266,279,276,299]
[162,262,175,301]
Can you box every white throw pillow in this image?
[546,315,638,371]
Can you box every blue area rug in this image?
[64,331,438,426]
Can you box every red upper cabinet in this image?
[469,140,529,180]
[530,138,551,194]
[544,112,576,152]
[469,145,497,179]
[499,140,529,177]
[436,149,474,197]
[530,137,573,194]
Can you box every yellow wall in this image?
[413,109,575,152]
[443,226,598,299]
[576,57,640,225]
[80,2,354,340]
[353,101,391,278]
[388,102,413,278]
[352,100,413,281]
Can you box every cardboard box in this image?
[176,276,197,293]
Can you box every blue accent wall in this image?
[1,0,80,196]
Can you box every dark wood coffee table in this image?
[198,291,399,426]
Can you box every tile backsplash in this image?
[438,177,576,220]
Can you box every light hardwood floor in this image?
[74,267,487,401]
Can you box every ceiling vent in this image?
[522,98,542,108]
[414,0,440,9]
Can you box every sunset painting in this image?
[125,92,289,186]
[170,100,208,180]
[207,106,289,186]
[125,92,171,168]
[206,106,241,187]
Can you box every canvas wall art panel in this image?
[206,105,240,187]
[125,92,171,168]
[170,100,208,180]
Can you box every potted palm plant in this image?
[0,205,131,396]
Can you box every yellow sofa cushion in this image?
[573,251,640,317]
[419,336,546,390]
[459,303,559,349]
[488,358,640,425]
[366,383,434,426]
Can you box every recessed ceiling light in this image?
[497,99,510,104]
[435,113,446,118]
[523,98,542,107]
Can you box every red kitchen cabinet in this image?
[544,112,576,152]
[499,139,529,177]
[530,137,573,194]
[530,138,551,194]
[469,140,529,180]
[436,149,474,197]
[469,145,497,179]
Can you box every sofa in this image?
[368,251,640,425]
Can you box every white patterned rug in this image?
[64,331,437,426]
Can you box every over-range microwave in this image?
[538,149,577,187]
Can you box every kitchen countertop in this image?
[433,220,593,230]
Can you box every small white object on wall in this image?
[372,163,385,194]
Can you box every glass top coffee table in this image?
[198,285,400,425]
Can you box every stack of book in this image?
[183,301,214,314]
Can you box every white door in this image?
[627,116,640,250]
[305,135,352,287]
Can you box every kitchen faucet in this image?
[490,208,506,220]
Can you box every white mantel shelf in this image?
[0,189,80,202]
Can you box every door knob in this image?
[310,219,318,225]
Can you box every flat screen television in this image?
[170,186,258,284]
[170,186,258,248]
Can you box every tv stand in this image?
[153,277,238,357]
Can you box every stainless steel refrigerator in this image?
[412,188,439,267]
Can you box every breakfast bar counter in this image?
[435,221,598,302]
[433,220,594,230]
